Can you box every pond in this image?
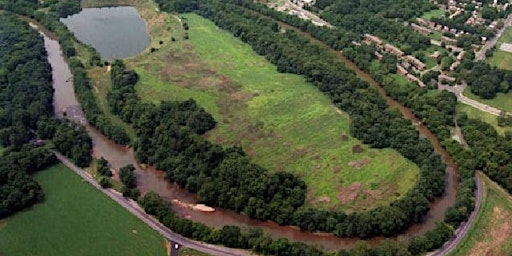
[61,6,150,60]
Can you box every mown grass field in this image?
[449,173,512,256]
[489,27,512,70]
[117,0,419,212]
[457,104,512,135]
[0,164,167,256]
[421,9,445,19]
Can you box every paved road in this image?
[439,83,501,116]
[476,13,512,61]
[54,153,251,256]
[427,174,483,256]
[282,0,333,28]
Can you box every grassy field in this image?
[449,173,512,256]
[463,88,512,112]
[105,0,421,212]
[457,104,512,135]
[0,164,167,256]
[488,26,512,70]
[421,9,445,19]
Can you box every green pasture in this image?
[457,104,512,135]
[128,10,419,211]
[0,164,167,256]
[463,88,512,112]
[421,9,445,20]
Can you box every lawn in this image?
[0,164,167,256]
[497,26,512,45]
[120,1,420,212]
[421,9,446,20]
[488,49,512,70]
[457,103,512,135]
[449,173,512,256]
[463,88,512,112]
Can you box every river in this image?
[35,10,458,252]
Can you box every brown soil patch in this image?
[365,183,396,201]
[316,196,331,203]
[340,134,349,141]
[352,144,364,153]
[468,206,511,256]
[333,165,341,174]
[337,182,362,204]
[229,91,254,101]
[348,158,370,169]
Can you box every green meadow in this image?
[121,3,419,212]
[0,164,167,256]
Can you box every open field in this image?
[463,88,512,112]
[489,26,512,70]
[449,173,512,256]
[488,49,512,70]
[457,104,512,135]
[422,9,445,20]
[109,1,421,211]
[0,164,167,256]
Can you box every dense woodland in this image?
[0,13,90,218]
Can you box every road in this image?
[439,83,501,116]
[427,173,483,256]
[280,0,333,28]
[54,153,251,256]
[476,13,512,61]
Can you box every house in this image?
[439,74,456,83]
[411,23,432,35]
[431,51,441,61]
[384,43,404,57]
[441,36,457,45]
[450,61,460,71]
[375,52,384,61]
[364,34,382,45]
[397,64,408,75]
[405,55,426,70]
[456,51,465,61]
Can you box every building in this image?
[364,34,382,45]
[384,43,404,57]
[439,74,456,83]
[431,51,441,61]
[405,55,426,70]
[441,36,457,45]
[397,64,408,75]
[411,23,432,35]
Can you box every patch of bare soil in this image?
[333,165,341,174]
[365,183,395,202]
[340,134,349,141]
[348,158,370,169]
[352,144,364,153]
[337,182,362,204]
[315,196,331,204]
[468,206,511,256]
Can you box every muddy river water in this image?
[35,7,458,251]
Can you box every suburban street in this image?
[439,83,501,116]
[476,13,512,61]
[281,0,333,27]
[427,174,483,256]
[54,153,251,256]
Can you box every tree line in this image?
[0,12,89,218]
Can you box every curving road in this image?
[427,173,482,256]
[439,83,501,116]
[54,152,251,256]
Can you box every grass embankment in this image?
[105,0,421,212]
[457,104,512,135]
[0,164,166,256]
[449,173,512,256]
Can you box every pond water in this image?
[61,7,150,60]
